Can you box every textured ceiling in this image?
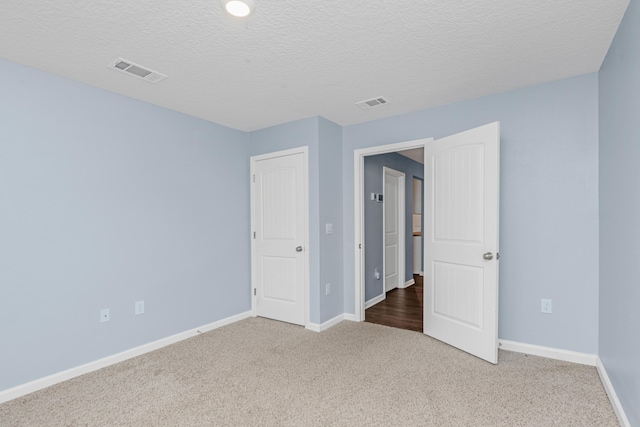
[0,0,629,131]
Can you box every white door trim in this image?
[250,146,310,328]
[354,138,432,321]
[382,166,405,294]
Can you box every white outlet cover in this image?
[541,299,552,314]
[100,308,110,323]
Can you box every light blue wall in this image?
[318,118,344,322]
[0,59,251,391]
[598,0,640,424]
[343,74,600,353]
[363,153,423,302]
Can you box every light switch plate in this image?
[135,300,145,315]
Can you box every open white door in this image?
[423,122,500,364]
[251,148,308,326]
[383,167,405,293]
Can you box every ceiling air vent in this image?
[108,58,167,83]
[356,96,389,110]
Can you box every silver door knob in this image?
[483,252,493,260]
[296,246,303,252]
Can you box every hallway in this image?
[365,275,423,332]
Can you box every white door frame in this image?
[250,146,310,328]
[354,138,432,321]
[382,166,405,294]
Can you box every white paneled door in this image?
[383,167,405,292]
[423,122,500,364]
[251,148,308,326]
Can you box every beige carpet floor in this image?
[0,318,618,426]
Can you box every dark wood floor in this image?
[365,275,423,332]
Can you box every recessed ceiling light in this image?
[221,0,255,17]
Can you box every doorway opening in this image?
[365,163,422,332]
[364,173,426,332]
[354,139,430,333]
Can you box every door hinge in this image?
[497,252,500,260]
[252,174,255,183]
[253,231,256,239]
[253,288,256,296]
[359,243,362,249]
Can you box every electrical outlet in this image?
[541,299,552,314]
[135,300,145,315]
[374,268,381,280]
[325,283,331,295]
[100,308,110,323]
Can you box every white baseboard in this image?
[596,357,631,427]
[306,313,345,332]
[498,340,597,366]
[398,278,415,289]
[343,313,359,322]
[0,310,252,405]
[365,293,385,309]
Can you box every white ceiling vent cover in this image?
[356,96,389,110]
[108,58,167,83]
